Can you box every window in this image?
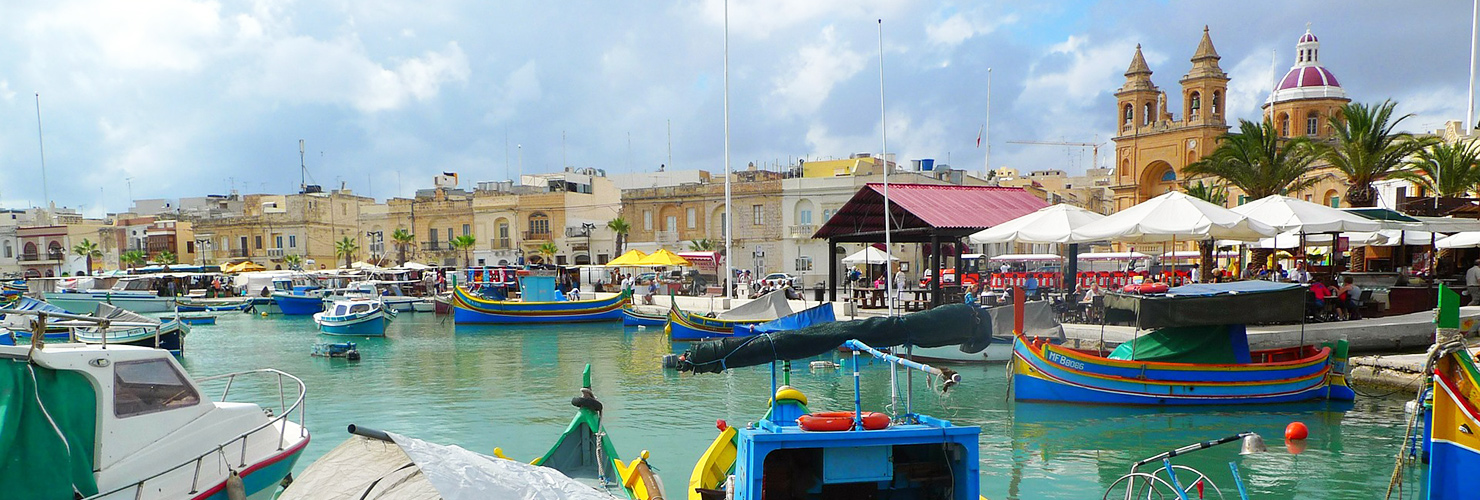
[185,241,194,254]
[665,215,677,232]
[254,235,262,249]
[1160,170,1176,182]
[1328,196,1340,208]
[462,224,470,236]
[529,213,550,235]
[275,236,283,249]
[752,205,763,225]
[643,210,653,230]
[430,228,439,243]
[446,228,453,242]
[556,255,567,266]
[1212,91,1222,115]
[1237,195,1248,205]
[799,209,812,225]
[795,256,813,272]
[2,241,9,258]
[113,359,200,418]
[289,235,297,248]
[821,209,835,223]
[1143,102,1154,125]
[1279,114,1290,137]
[1123,104,1133,125]
[686,208,696,229]
[239,236,248,251]
[1306,112,1319,136]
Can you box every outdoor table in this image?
[852,287,886,309]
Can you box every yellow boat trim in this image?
[1037,336,1330,372]
[1019,338,1331,387]
[688,426,738,500]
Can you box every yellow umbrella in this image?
[606,249,649,266]
[223,261,266,273]
[635,249,692,267]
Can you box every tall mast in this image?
[985,68,992,180]
[722,0,733,298]
[1469,0,1478,131]
[878,20,892,318]
[34,93,50,213]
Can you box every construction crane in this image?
[1006,140,1103,174]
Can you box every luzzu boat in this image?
[70,304,189,356]
[0,310,308,500]
[622,306,667,327]
[173,297,253,313]
[1421,285,1480,498]
[452,272,628,324]
[1011,281,1356,405]
[665,289,796,341]
[313,298,395,336]
[3,295,74,342]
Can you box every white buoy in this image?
[225,470,246,500]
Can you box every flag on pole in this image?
[976,124,984,147]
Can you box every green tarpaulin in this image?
[0,358,99,499]
[1107,325,1253,364]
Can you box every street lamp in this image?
[581,222,596,264]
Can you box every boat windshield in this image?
[113,359,200,418]
[348,304,371,315]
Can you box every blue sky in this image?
[0,0,1473,215]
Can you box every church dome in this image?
[1265,27,1346,106]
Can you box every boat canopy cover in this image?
[681,303,992,373]
[279,433,615,500]
[1103,281,1304,329]
[0,358,99,498]
[734,302,837,336]
[718,288,795,321]
[0,296,70,330]
[1107,325,1253,364]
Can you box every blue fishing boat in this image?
[730,302,836,337]
[314,298,394,336]
[273,291,327,315]
[160,312,218,325]
[71,304,189,356]
[452,273,628,324]
[174,297,253,312]
[622,306,667,327]
[2,296,73,341]
[1010,281,1355,405]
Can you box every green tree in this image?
[1183,119,1322,201]
[450,234,477,269]
[335,237,359,269]
[1393,140,1480,198]
[120,250,147,272]
[157,250,178,265]
[538,242,559,262]
[1182,180,1229,276]
[72,238,101,276]
[1321,100,1437,207]
[283,253,304,271]
[606,218,630,255]
[687,238,715,252]
[391,228,415,265]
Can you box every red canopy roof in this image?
[813,183,1048,242]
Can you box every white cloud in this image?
[1223,48,1278,123]
[1019,36,1152,114]
[0,79,13,102]
[26,0,226,72]
[693,0,911,39]
[1394,86,1468,134]
[926,11,1018,47]
[241,38,469,112]
[769,26,868,116]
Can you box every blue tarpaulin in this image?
[733,303,836,336]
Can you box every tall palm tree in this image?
[335,237,359,269]
[450,234,477,269]
[1321,100,1436,207]
[283,253,304,271]
[1393,140,1480,198]
[157,250,178,265]
[1182,180,1228,276]
[120,250,146,272]
[391,228,415,265]
[607,218,630,255]
[1183,119,1323,200]
[538,242,559,263]
[687,238,715,252]
[72,239,101,276]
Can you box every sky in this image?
[0,0,1475,216]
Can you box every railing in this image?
[523,230,553,241]
[787,224,815,239]
[84,368,309,500]
[490,238,511,249]
[422,241,445,252]
[18,253,41,262]
[655,230,680,244]
[266,248,285,258]
[18,251,65,262]
[229,249,249,258]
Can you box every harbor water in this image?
[181,311,1423,499]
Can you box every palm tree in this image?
[391,228,415,265]
[120,250,146,272]
[538,242,559,263]
[1182,180,1228,276]
[607,218,630,255]
[1321,100,1436,207]
[688,238,715,252]
[283,253,304,271]
[335,237,359,269]
[1183,119,1322,201]
[450,234,477,269]
[72,239,101,276]
[157,250,178,265]
[1393,140,1480,198]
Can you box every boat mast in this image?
[1469,0,1478,131]
[878,18,902,414]
[34,93,50,215]
[723,0,733,299]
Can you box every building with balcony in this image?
[0,209,31,279]
[472,168,621,267]
[620,164,785,277]
[193,190,371,269]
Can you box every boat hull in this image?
[1010,336,1355,405]
[192,438,307,500]
[273,293,324,316]
[314,310,390,337]
[1427,346,1480,497]
[411,300,436,312]
[74,322,188,355]
[622,307,666,327]
[665,308,764,340]
[43,292,176,314]
[451,287,628,324]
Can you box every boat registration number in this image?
[1047,351,1085,371]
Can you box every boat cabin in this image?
[330,300,377,317]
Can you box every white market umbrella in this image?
[1077,251,1151,260]
[1230,195,1383,233]
[969,204,1107,244]
[841,246,899,266]
[1438,231,1480,249]
[1350,229,1445,247]
[1241,230,1387,249]
[1072,191,1276,243]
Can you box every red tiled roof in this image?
[813,183,1048,240]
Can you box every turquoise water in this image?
[178,311,1426,499]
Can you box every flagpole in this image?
[723,0,734,300]
[1469,0,1478,131]
[878,18,904,415]
[985,67,992,180]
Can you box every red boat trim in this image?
[1015,351,1330,400]
[188,434,311,500]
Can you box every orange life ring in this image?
[797,411,890,431]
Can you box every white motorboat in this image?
[314,297,395,336]
[43,277,178,314]
[0,310,308,500]
[411,298,436,312]
[325,280,421,312]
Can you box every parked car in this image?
[760,273,796,288]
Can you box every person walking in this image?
[1467,259,1480,306]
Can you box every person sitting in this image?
[963,288,977,305]
[1336,277,1363,320]
[1308,280,1332,319]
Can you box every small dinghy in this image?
[311,341,361,360]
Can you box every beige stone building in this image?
[193,190,372,269]
[620,167,785,276]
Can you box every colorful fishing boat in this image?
[622,306,667,327]
[1010,281,1356,405]
[665,289,796,340]
[1421,285,1480,498]
[492,364,663,499]
[71,304,190,356]
[173,297,254,312]
[2,295,74,341]
[313,298,395,336]
[0,314,308,500]
[452,272,628,324]
[272,291,327,315]
[160,312,218,325]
